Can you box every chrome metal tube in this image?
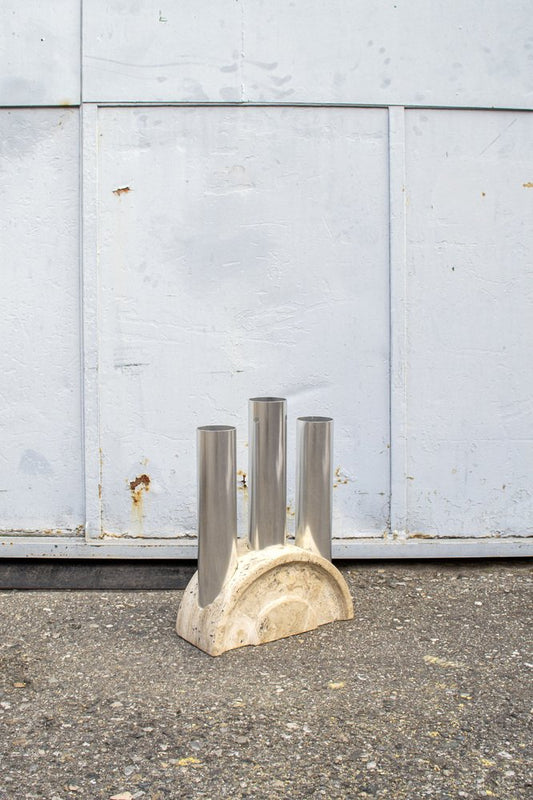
[248,397,287,550]
[295,416,333,560]
[197,425,237,607]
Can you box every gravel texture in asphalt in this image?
[0,560,531,799]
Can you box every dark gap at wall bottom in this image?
[0,558,528,590]
[0,559,197,590]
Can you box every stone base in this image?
[176,544,354,656]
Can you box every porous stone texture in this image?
[176,544,354,656]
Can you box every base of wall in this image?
[0,535,531,560]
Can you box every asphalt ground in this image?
[0,560,531,800]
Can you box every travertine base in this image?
[176,544,354,656]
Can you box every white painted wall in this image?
[0,109,83,534]
[0,1,80,105]
[95,106,390,540]
[404,109,533,538]
[0,2,532,557]
[82,0,533,108]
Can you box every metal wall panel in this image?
[1,4,531,558]
[243,1,533,108]
[94,106,390,540]
[83,1,243,103]
[0,109,84,533]
[404,109,533,538]
[0,1,80,106]
[83,1,533,108]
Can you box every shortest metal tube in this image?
[197,425,237,607]
[295,416,333,561]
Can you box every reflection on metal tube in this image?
[295,416,333,561]
[248,397,287,550]
[197,425,237,607]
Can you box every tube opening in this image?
[197,425,236,432]
[298,416,333,423]
[249,396,286,403]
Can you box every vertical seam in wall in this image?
[388,106,408,535]
[240,0,246,102]
[80,0,102,540]
[79,0,83,103]
[81,103,102,541]
[78,0,85,529]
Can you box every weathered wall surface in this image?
[1,2,532,557]
[0,108,83,534]
[95,106,390,540]
[404,109,533,539]
[81,0,533,108]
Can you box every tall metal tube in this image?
[248,397,287,550]
[197,425,237,607]
[295,416,333,561]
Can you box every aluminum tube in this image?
[295,416,333,561]
[248,397,287,550]
[197,425,237,607]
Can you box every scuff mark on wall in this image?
[114,362,149,372]
[18,450,53,476]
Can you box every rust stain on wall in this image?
[113,186,132,196]
[130,474,151,504]
[130,474,150,534]
[333,466,349,488]
[522,182,533,188]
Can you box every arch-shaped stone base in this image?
[176,544,354,656]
